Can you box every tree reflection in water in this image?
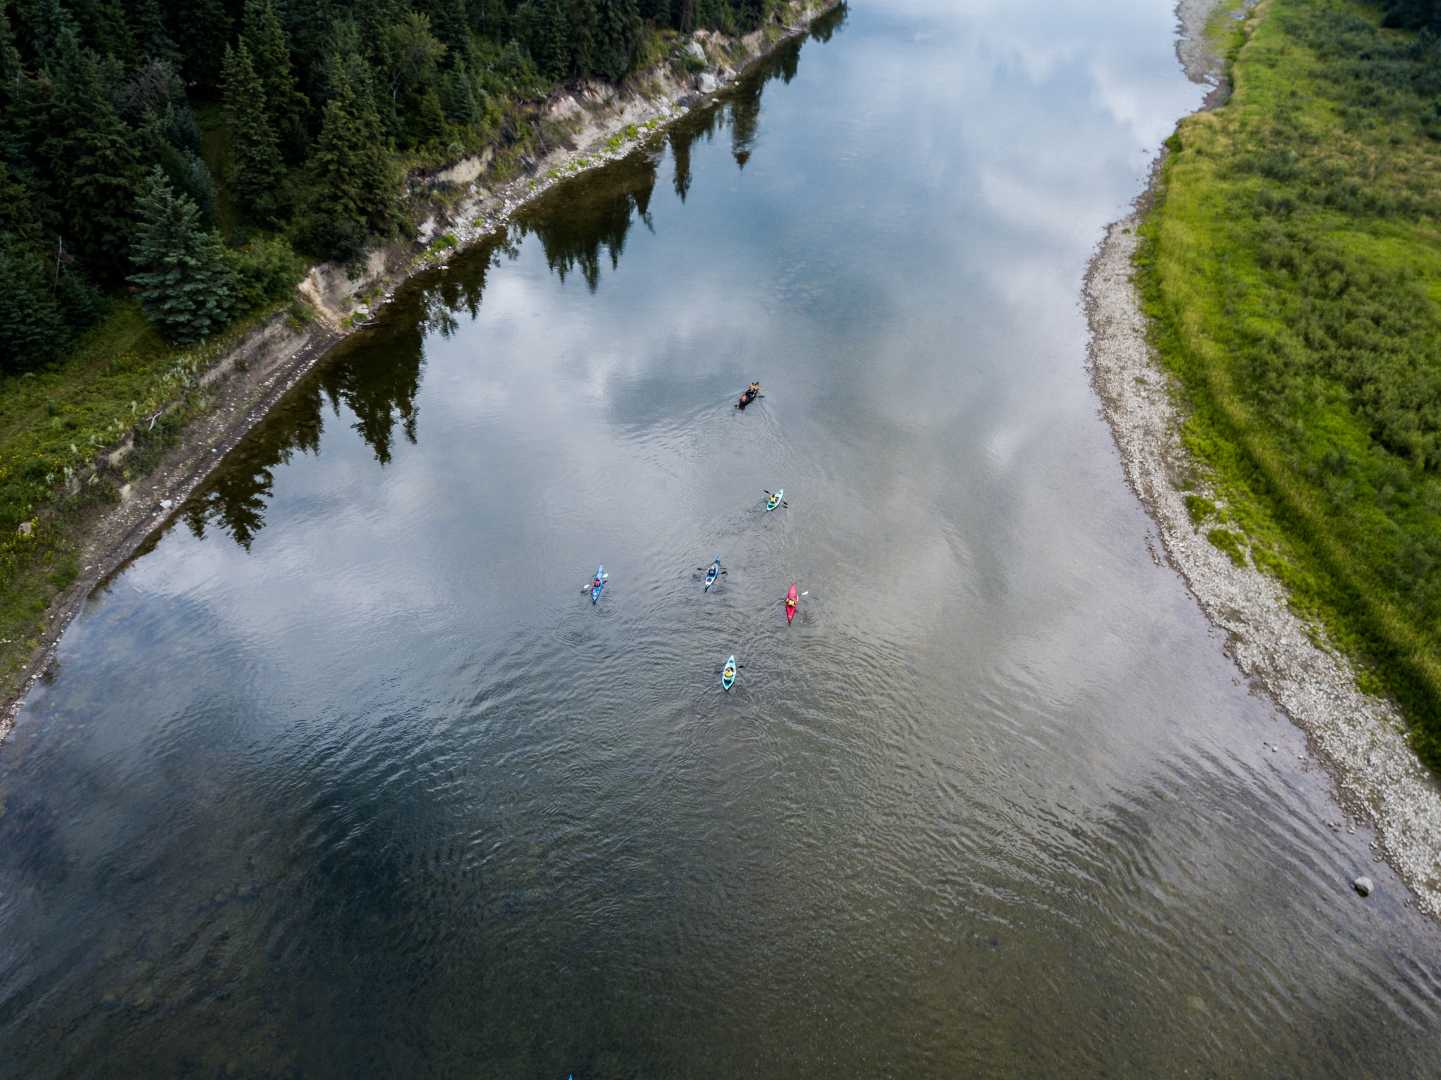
[184,6,847,549]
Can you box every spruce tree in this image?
[129,166,236,342]
[36,27,141,283]
[379,12,446,146]
[301,53,394,261]
[0,8,23,120]
[736,0,767,32]
[440,54,479,125]
[519,0,570,81]
[422,0,470,50]
[595,0,640,82]
[241,0,309,161]
[222,41,285,224]
[0,161,67,374]
[86,2,138,66]
[173,0,232,90]
[569,0,599,79]
[0,236,67,374]
[130,0,181,68]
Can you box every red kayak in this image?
[785,583,798,625]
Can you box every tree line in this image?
[1379,0,1441,31]
[0,0,782,374]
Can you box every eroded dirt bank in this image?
[1084,0,1441,916]
[0,0,842,738]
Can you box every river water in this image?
[4,2,1441,1076]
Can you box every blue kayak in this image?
[590,565,608,604]
[721,655,737,691]
[765,488,784,511]
[704,554,721,592]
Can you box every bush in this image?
[226,235,306,311]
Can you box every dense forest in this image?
[0,0,784,374]
[1379,0,1441,30]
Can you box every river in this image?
[3,2,1440,1076]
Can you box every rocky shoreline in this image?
[1084,0,1441,916]
[0,0,843,739]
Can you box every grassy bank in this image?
[1138,0,1441,766]
[0,302,293,702]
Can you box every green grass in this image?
[1139,0,1441,767]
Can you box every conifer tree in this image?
[130,0,181,69]
[12,0,72,65]
[421,0,470,50]
[301,53,394,260]
[379,11,447,144]
[173,0,232,90]
[469,0,509,37]
[519,0,570,81]
[440,54,479,125]
[0,9,23,119]
[86,1,138,66]
[736,0,767,32]
[595,0,640,82]
[241,0,309,161]
[36,27,141,282]
[569,0,599,79]
[222,41,285,224]
[129,166,236,342]
[0,236,67,374]
[0,160,67,374]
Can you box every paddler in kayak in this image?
[737,382,762,409]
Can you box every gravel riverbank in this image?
[1084,0,1441,916]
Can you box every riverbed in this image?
[2,2,1439,1075]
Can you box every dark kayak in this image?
[737,386,760,409]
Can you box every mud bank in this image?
[0,0,842,739]
[1084,0,1441,916]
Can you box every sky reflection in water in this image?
[2,2,1440,1077]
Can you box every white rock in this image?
[1354,876,1374,897]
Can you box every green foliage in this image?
[222,42,286,224]
[241,0,309,162]
[129,167,236,342]
[33,26,142,282]
[596,0,643,82]
[1207,528,1249,567]
[0,236,69,373]
[224,235,306,312]
[298,53,396,261]
[1184,494,1217,525]
[379,10,448,145]
[1140,0,1441,766]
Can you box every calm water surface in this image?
[4,3,1441,1076]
